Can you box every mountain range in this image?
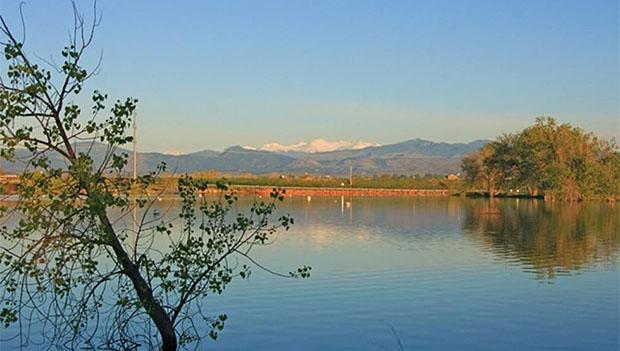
[0,138,489,176]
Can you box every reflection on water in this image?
[462,199,619,279]
[277,196,618,280]
[1,196,619,350]
[214,197,619,351]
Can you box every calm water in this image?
[207,197,619,351]
[2,197,619,350]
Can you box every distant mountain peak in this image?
[163,150,183,156]
[223,145,252,153]
[258,138,380,154]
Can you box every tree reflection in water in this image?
[463,199,619,280]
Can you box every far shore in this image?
[205,185,452,197]
[2,179,612,201]
[0,182,452,198]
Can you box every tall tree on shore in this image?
[461,143,503,196]
[0,3,309,350]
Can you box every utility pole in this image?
[349,165,353,187]
[132,110,137,180]
[131,109,138,260]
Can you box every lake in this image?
[205,197,620,351]
[1,196,619,350]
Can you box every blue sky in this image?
[1,0,618,153]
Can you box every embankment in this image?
[208,185,451,197]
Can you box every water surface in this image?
[1,197,619,350]
[209,197,619,351]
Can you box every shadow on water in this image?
[462,199,620,280]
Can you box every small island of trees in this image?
[461,117,620,201]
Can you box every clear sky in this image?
[1,0,618,153]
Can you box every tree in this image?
[461,143,502,196]
[461,116,620,201]
[0,4,309,350]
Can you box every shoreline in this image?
[2,181,613,201]
[215,185,451,197]
[0,184,452,198]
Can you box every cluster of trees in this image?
[462,117,620,201]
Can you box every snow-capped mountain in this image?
[259,139,380,154]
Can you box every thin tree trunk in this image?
[98,212,178,350]
[66,132,177,349]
